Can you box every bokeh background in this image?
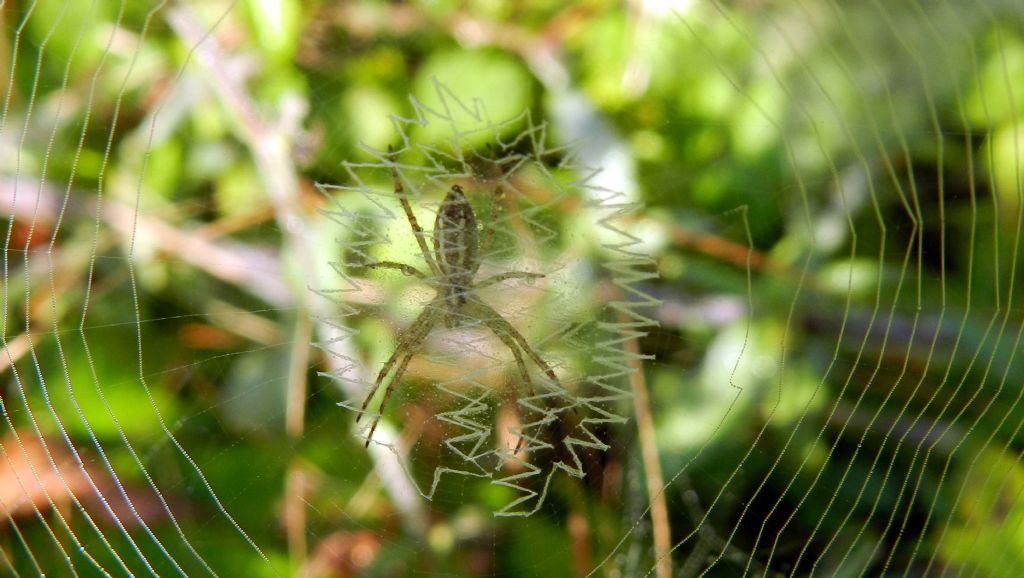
[2,0,1024,576]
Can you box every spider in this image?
[355,149,562,448]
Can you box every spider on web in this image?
[356,147,563,448]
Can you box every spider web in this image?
[315,81,655,516]
[593,2,1024,577]
[1,0,1023,576]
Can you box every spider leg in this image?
[355,313,424,424]
[467,298,562,456]
[388,145,442,278]
[356,300,443,443]
[363,351,416,448]
[463,299,561,389]
[476,271,545,290]
[483,323,535,398]
[365,260,427,279]
[482,316,535,456]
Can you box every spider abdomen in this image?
[433,184,479,307]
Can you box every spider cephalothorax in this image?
[355,150,561,447]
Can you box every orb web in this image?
[2,0,1023,576]
[315,80,658,516]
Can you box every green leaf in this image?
[412,49,532,147]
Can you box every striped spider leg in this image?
[356,149,559,448]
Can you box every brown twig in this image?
[284,462,310,576]
[614,288,671,578]
[286,313,313,438]
[569,511,593,578]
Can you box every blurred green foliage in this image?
[4,0,1024,576]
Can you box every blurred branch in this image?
[165,5,427,535]
[106,202,294,305]
[0,177,293,306]
[0,333,31,375]
[569,511,592,578]
[830,399,963,453]
[0,175,381,371]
